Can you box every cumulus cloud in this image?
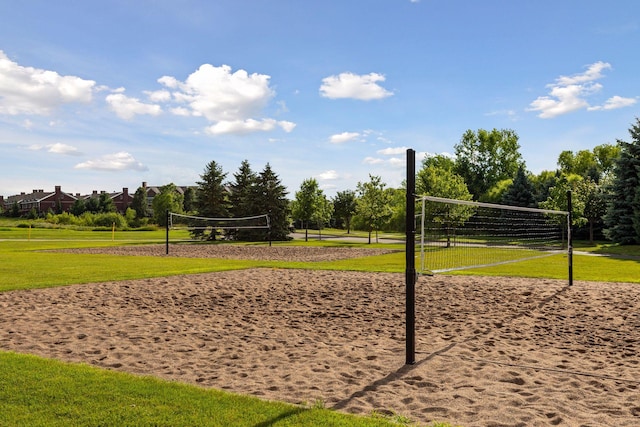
[528,62,636,118]
[74,152,148,171]
[329,131,361,144]
[317,170,340,180]
[105,92,162,120]
[0,50,96,115]
[588,95,637,111]
[157,63,295,135]
[377,146,408,155]
[205,118,295,135]
[320,72,393,100]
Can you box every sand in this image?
[1,245,639,426]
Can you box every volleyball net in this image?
[165,211,270,251]
[416,195,570,274]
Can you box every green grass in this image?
[0,352,404,427]
[1,224,638,427]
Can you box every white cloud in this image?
[317,170,340,180]
[320,72,393,100]
[0,50,95,116]
[377,146,408,155]
[363,156,384,165]
[205,118,295,135]
[145,89,171,102]
[28,142,82,155]
[48,143,82,155]
[157,63,294,135]
[528,61,635,118]
[160,64,274,122]
[74,152,148,171]
[588,95,637,111]
[329,131,360,144]
[105,92,162,120]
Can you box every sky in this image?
[1,0,639,200]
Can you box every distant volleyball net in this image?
[416,196,570,274]
[165,211,271,253]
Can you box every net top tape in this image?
[418,195,568,216]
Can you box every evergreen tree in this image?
[604,119,640,244]
[182,187,196,213]
[195,160,229,240]
[253,163,291,241]
[501,165,536,207]
[228,160,258,240]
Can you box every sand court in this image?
[1,247,639,426]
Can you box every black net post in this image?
[165,210,170,255]
[567,190,573,286]
[405,148,416,365]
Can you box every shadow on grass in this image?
[252,407,309,427]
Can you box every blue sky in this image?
[1,1,639,199]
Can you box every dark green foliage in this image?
[228,160,258,241]
[501,165,535,207]
[253,164,291,241]
[332,190,357,233]
[604,119,640,244]
[131,186,149,219]
[194,161,229,240]
[182,187,196,213]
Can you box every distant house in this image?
[4,186,78,215]
[2,183,194,216]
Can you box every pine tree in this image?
[603,119,640,244]
[228,160,258,241]
[195,160,229,240]
[253,163,291,241]
[501,165,536,207]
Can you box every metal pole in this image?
[567,190,573,286]
[405,148,416,365]
[165,209,170,255]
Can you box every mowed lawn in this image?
[0,227,639,426]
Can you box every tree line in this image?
[5,118,640,245]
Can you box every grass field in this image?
[0,221,639,426]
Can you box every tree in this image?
[454,128,523,200]
[183,187,196,213]
[332,190,357,233]
[152,183,184,226]
[70,199,87,216]
[98,192,116,213]
[578,178,608,244]
[540,175,586,243]
[356,174,393,244]
[558,144,620,183]
[311,192,333,239]
[228,160,258,240]
[531,170,560,204]
[252,163,291,241]
[416,163,472,201]
[603,119,640,244]
[292,178,323,242]
[195,160,229,240]
[501,165,536,207]
[131,186,149,219]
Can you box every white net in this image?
[169,212,270,230]
[417,196,569,274]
